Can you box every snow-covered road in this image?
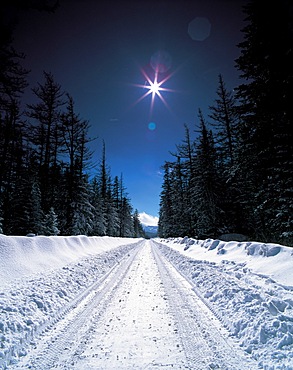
[10,239,257,369]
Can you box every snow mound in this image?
[0,234,141,367]
[156,237,293,369]
[165,237,293,287]
[0,235,138,287]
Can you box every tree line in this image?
[158,1,293,246]
[0,2,146,237]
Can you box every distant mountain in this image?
[142,225,158,238]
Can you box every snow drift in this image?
[156,237,293,369]
[0,235,139,287]
[1,233,293,369]
[0,235,141,367]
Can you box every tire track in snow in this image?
[62,239,189,369]
[10,239,257,369]
[152,243,213,369]
[12,242,143,369]
[151,240,258,370]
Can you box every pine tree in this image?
[0,32,28,235]
[26,71,65,212]
[172,124,197,235]
[105,195,120,236]
[60,94,94,177]
[235,0,293,244]
[158,162,176,238]
[208,74,245,234]
[133,209,146,238]
[116,174,134,237]
[169,157,190,236]
[28,180,44,235]
[191,109,223,238]
[120,197,134,237]
[43,207,60,236]
[90,177,107,236]
[9,172,31,235]
[96,141,115,235]
[0,38,28,111]
[209,74,239,166]
[98,140,109,200]
[70,175,94,236]
[0,102,27,234]
[0,200,3,234]
[92,143,136,237]
[59,94,94,234]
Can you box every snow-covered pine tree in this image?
[89,177,107,236]
[168,156,190,236]
[119,196,134,237]
[105,198,119,236]
[133,209,145,238]
[158,162,174,238]
[9,174,32,235]
[70,175,94,236]
[105,180,119,237]
[28,179,44,235]
[43,207,60,236]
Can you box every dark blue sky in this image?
[12,0,246,221]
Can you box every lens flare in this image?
[148,122,156,130]
[150,50,172,73]
[188,17,211,41]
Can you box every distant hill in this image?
[143,225,158,238]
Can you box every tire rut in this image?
[13,242,143,369]
[11,239,258,369]
[151,240,258,370]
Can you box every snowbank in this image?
[1,234,293,369]
[160,236,293,287]
[156,237,293,369]
[0,234,139,287]
[0,235,141,367]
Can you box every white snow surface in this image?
[0,234,292,369]
[157,237,293,369]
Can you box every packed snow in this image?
[0,234,293,369]
[0,235,140,368]
[156,237,293,369]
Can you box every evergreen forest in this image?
[1,1,292,245]
[0,2,145,238]
[158,1,293,246]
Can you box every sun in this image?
[148,79,160,95]
[144,72,165,108]
[131,68,176,116]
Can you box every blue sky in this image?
[12,0,246,222]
